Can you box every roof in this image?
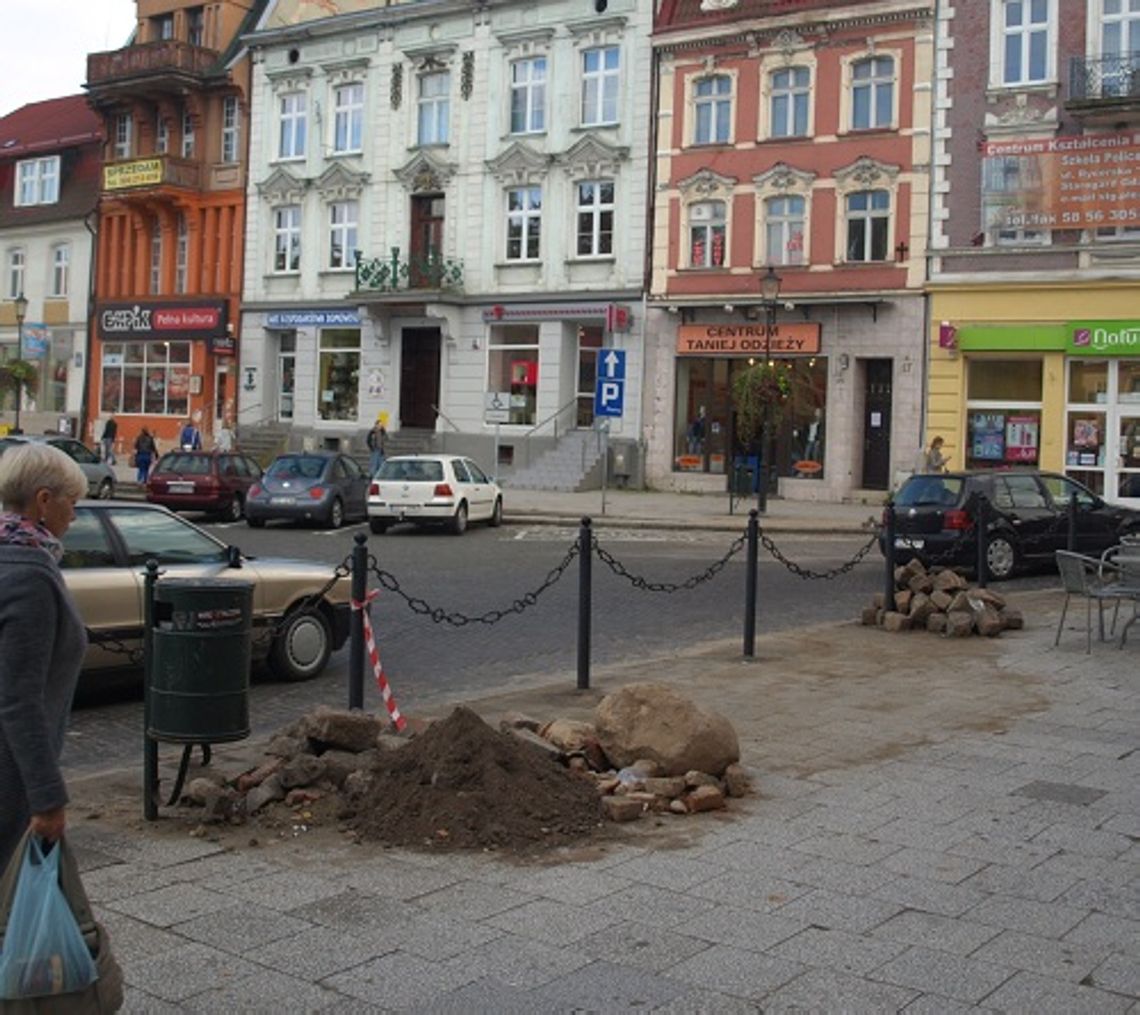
[0,95,101,157]
[655,0,929,34]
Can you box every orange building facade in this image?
[85,0,266,454]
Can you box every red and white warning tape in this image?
[351,590,406,732]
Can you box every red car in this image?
[146,451,264,521]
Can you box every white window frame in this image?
[221,96,240,163]
[277,92,307,161]
[328,200,359,270]
[8,248,25,299]
[844,189,892,262]
[156,114,169,154]
[150,220,163,294]
[991,0,1056,88]
[505,186,542,261]
[332,82,364,154]
[769,66,811,138]
[175,215,188,293]
[849,55,896,131]
[764,195,807,266]
[113,113,132,160]
[688,200,728,268]
[575,180,615,258]
[15,156,60,207]
[509,57,547,134]
[181,108,195,159]
[417,71,450,146]
[50,243,70,297]
[273,205,301,273]
[692,74,733,145]
[581,46,620,127]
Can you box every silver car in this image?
[0,433,116,499]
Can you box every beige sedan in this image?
[62,501,351,682]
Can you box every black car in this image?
[884,470,1140,580]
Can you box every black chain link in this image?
[366,541,579,626]
[592,531,746,592]
[260,557,353,642]
[760,529,880,580]
[83,629,145,666]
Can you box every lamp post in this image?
[13,292,28,434]
[757,266,782,513]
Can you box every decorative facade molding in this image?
[557,134,629,179]
[390,63,402,110]
[402,43,458,70]
[566,15,627,49]
[256,166,309,204]
[773,28,806,56]
[833,155,900,191]
[494,27,555,60]
[320,57,369,86]
[394,149,457,193]
[677,168,737,200]
[314,162,369,200]
[752,162,816,194]
[265,67,313,92]
[486,140,551,184]
[461,51,475,100]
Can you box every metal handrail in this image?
[431,404,461,433]
[521,396,579,441]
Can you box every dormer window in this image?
[15,156,60,207]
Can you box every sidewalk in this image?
[63,590,1139,1012]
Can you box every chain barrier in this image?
[84,629,145,666]
[259,557,353,643]
[760,528,881,580]
[592,531,746,592]
[366,540,580,626]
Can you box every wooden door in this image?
[399,327,441,429]
[409,195,444,288]
[861,358,892,490]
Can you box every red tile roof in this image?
[0,95,102,157]
[656,0,905,32]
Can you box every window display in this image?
[487,325,538,425]
[317,328,360,422]
[964,357,1043,469]
[100,341,191,416]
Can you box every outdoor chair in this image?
[1100,544,1140,645]
[1053,550,1132,653]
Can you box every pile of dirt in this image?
[345,707,602,852]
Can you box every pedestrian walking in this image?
[178,418,203,451]
[134,427,157,483]
[366,416,387,476]
[100,416,118,465]
[924,435,950,472]
[0,442,88,870]
[214,418,236,453]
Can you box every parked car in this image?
[0,433,115,499]
[367,454,503,535]
[61,501,351,682]
[245,451,369,529]
[145,450,263,521]
[884,469,1140,580]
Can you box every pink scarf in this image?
[0,511,62,560]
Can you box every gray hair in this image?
[0,442,88,511]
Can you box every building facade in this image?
[239,0,651,474]
[0,96,102,436]
[647,0,934,501]
[84,0,267,455]
[929,0,1140,504]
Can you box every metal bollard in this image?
[143,559,159,821]
[349,532,368,710]
[883,502,896,612]
[577,516,592,691]
[743,510,758,657]
[975,495,988,588]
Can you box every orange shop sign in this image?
[677,323,821,356]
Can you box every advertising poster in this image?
[1004,415,1039,463]
[168,367,190,400]
[971,412,1005,461]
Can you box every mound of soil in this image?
[347,707,602,852]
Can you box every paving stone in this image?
[665,943,805,1000]
[584,882,718,928]
[243,924,395,980]
[651,988,765,1013]
[179,968,348,1013]
[444,932,592,988]
[165,850,286,888]
[762,967,919,1013]
[1012,780,1108,806]
[971,929,1110,983]
[899,994,981,1014]
[791,857,897,895]
[1088,952,1140,997]
[118,987,187,1015]
[504,865,634,905]
[769,888,903,934]
[872,874,990,918]
[81,864,182,904]
[693,840,814,879]
[121,941,265,1003]
[961,863,1079,903]
[224,869,346,912]
[1063,912,1140,958]
[323,950,478,1009]
[869,945,1016,1004]
[482,897,623,946]
[173,902,312,953]
[343,857,461,900]
[412,880,538,922]
[791,831,903,866]
[532,958,693,1010]
[1035,852,1139,887]
[1032,822,1134,858]
[871,909,1002,956]
[967,894,1090,939]
[878,846,989,884]
[404,976,539,1015]
[982,969,1134,1015]
[724,815,819,847]
[801,785,897,812]
[578,919,712,973]
[603,852,726,891]
[389,911,505,962]
[794,803,895,836]
[1059,879,1140,921]
[104,882,239,928]
[98,910,185,961]
[947,832,1059,869]
[681,905,807,952]
[687,870,809,912]
[871,817,971,853]
[767,926,907,976]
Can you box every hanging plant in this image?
[731,361,792,446]
[0,358,38,397]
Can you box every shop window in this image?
[487,325,538,425]
[317,328,360,422]
[1068,360,1108,404]
[576,325,603,426]
[100,341,191,417]
[965,357,1043,469]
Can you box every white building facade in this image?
[239,0,651,473]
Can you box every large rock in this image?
[304,707,386,753]
[594,683,740,777]
[539,719,597,752]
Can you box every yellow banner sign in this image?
[104,159,163,191]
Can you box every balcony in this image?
[355,248,464,295]
[1068,55,1140,119]
[102,155,201,195]
[86,41,219,97]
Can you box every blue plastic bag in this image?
[0,836,97,1000]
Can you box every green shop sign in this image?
[1069,321,1140,356]
[956,321,1140,355]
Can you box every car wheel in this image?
[247,516,266,528]
[221,493,243,522]
[450,501,468,535]
[985,534,1018,581]
[97,478,114,499]
[369,518,388,535]
[269,607,332,682]
[489,497,503,528]
[327,498,344,529]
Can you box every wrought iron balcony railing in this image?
[354,247,464,293]
[1069,54,1140,103]
[87,41,218,88]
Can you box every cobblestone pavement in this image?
[63,589,1139,1013]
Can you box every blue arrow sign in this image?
[594,378,624,418]
[597,348,626,380]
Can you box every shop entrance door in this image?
[861,358,892,489]
[399,327,440,429]
[409,195,444,288]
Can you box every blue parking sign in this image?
[594,378,624,417]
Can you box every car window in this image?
[243,457,262,479]
[54,439,99,465]
[452,460,471,483]
[108,508,228,566]
[60,509,117,569]
[342,456,363,479]
[1002,475,1047,509]
[268,456,326,480]
[1040,475,1097,509]
[333,458,350,480]
[466,461,489,483]
[157,453,212,475]
[377,459,444,482]
[895,476,963,508]
[992,479,1015,510]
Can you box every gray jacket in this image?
[0,545,86,870]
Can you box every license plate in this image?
[271,496,295,505]
[169,482,194,494]
[390,504,411,515]
[895,537,924,550]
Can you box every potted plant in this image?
[0,358,38,402]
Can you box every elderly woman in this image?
[0,442,88,870]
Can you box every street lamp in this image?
[13,293,28,434]
[757,266,781,513]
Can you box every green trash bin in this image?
[148,577,253,744]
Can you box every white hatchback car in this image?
[367,454,503,534]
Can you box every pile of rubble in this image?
[178,682,750,852]
[861,558,1024,637]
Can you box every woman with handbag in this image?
[133,428,157,484]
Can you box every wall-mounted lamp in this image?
[838,353,850,371]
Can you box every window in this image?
[156,114,169,154]
[150,219,163,294]
[100,341,192,416]
[851,56,894,130]
[487,325,539,425]
[60,510,116,570]
[278,92,307,159]
[693,75,732,145]
[765,195,805,265]
[510,57,546,134]
[770,67,810,137]
[1100,0,1140,95]
[317,328,361,422]
[51,244,70,297]
[506,187,542,260]
[113,113,132,159]
[175,215,188,293]
[15,156,60,207]
[187,6,204,47]
[576,180,614,257]
[221,96,240,163]
[274,206,301,272]
[965,358,1043,471]
[328,200,358,269]
[581,46,619,126]
[689,200,727,267]
[1001,0,1050,85]
[333,82,364,153]
[8,248,24,299]
[417,72,449,146]
[845,190,890,261]
[114,508,227,567]
[982,154,1048,245]
[181,108,195,158]
[153,14,173,40]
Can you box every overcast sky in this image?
[1,0,139,117]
